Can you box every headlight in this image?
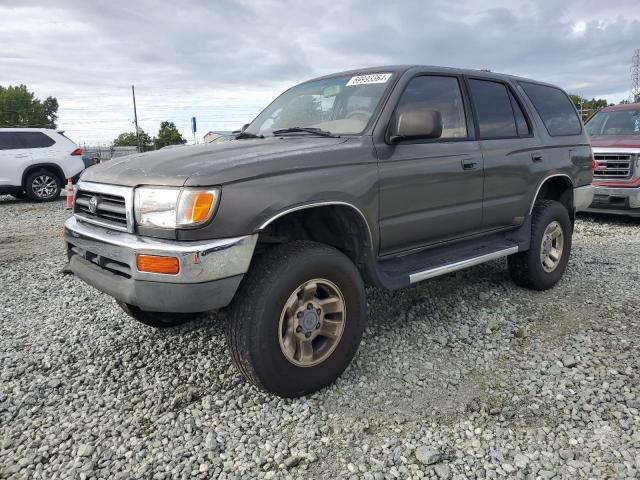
[134,187,220,229]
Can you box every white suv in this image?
[0,128,85,202]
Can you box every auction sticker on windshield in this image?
[346,73,392,86]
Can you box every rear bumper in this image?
[64,216,257,312]
[584,185,640,217]
[573,185,595,212]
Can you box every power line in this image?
[632,48,640,103]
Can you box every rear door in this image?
[376,74,484,254]
[0,131,31,185]
[16,131,56,163]
[466,78,539,230]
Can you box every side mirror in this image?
[241,123,250,132]
[389,107,443,143]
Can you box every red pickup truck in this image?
[585,103,640,217]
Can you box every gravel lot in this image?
[1,195,639,480]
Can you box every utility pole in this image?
[132,85,142,153]
[632,49,640,104]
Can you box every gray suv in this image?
[65,66,594,397]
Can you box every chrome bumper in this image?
[584,185,640,216]
[64,216,257,284]
[573,185,595,212]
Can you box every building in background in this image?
[204,130,234,143]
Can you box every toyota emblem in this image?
[88,196,99,214]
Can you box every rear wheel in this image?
[508,200,572,290]
[227,241,367,397]
[24,169,62,202]
[116,301,201,328]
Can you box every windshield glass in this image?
[586,109,640,136]
[244,73,395,136]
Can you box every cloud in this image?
[0,0,639,144]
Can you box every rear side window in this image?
[0,132,21,150]
[509,91,531,136]
[396,75,468,139]
[468,79,518,139]
[520,82,582,136]
[16,132,55,148]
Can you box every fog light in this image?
[136,254,180,274]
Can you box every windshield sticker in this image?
[346,73,392,86]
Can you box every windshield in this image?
[586,109,640,136]
[244,73,395,136]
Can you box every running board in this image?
[408,246,519,284]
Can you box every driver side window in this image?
[396,76,468,139]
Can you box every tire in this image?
[227,240,367,397]
[24,169,62,202]
[116,301,201,328]
[508,200,572,290]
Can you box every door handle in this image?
[15,154,29,158]
[531,152,543,162]
[461,159,478,170]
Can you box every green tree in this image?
[0,84,58,128]
[113,129,152,149]
[569,94,611,120]
[153,121,187,149]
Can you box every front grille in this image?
[593,153,636,180]
[74,190,128,230]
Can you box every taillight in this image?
[71,148,83,156]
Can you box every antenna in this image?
[632,49,640,103]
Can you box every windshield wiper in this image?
[235,131,264,139]
[272,127,339,138]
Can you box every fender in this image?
[21,162,66,186]
[258,201,374,248]
[528,173,573,214]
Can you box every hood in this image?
[589,135,640,150]
[81,137,352,187]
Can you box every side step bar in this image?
[408,246,519,284]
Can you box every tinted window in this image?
[0,132,21,150]
[396,76,467,139]
[509,91,531,136]
[521,82,582,136]
[469,79,517,139]
[17,132,55,148]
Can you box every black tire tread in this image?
[226,240,364,394]
[508,200,571,290]
[24,169,62,202]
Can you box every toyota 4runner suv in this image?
[65,66,594,397]
[584,102,640,216]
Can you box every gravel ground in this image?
[1,195,639,480]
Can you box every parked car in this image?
[64,66,594,397]
[0,128,84,201]
[584,103,640,217]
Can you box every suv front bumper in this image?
[584,185,640,217]
[64,217,257,312]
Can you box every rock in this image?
[562,356,577,368]
[77,444,94,457]
[415,446,442,465]
[434,463,451,478]
[283,455,303,468]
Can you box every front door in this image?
[376,75,484,255]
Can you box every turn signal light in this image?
[136,254,180,274]
[181,191,217,224]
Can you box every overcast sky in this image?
[1,0,639,145]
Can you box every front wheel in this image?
[116,301,201,328]
[508,200,572,290]
[227,241,367,397]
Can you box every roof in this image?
[599,102,640,112]
[307,65,553,87]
